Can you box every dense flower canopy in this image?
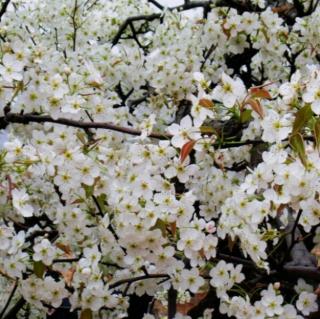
[0,0,320,318]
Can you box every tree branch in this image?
[112,13,161,46]
[3,112,169,139]
[2,112,274,149]
[168,286,177,319]
[5,112,316,150]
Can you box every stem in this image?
[0,280,18,319]
[0,0,11,22]
[71,0,78,51]
[282,209,304,265]
[147,0,164,10]
[2,298,25,319]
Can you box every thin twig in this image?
[0,0,11,23]
[109,274,170,290]
[200,44,215,71]
[281,209,304,265]
[2,298,25,319]
[71,0,78,51]
[0,280,18,319]
[147,0,164,10]
[53,258,80,263]
[112,1,213,46]
[112,13,161,46]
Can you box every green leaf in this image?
[198,98,214,109]
[249,87,272,99]
[80,309,93,319]
[200,125,216,134]
[151,219,167,237]
[292,104,313,134]
[33,261,45,278]
[314,118,320,151]
[240,109,253,123]
[83,184,94,198]
[96,194,107,212]
[289,133,307,167]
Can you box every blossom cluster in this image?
[0,0,320,318]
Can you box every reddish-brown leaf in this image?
[62,267,76,286]
[56,243,73,258]
[249,87,272,100]
[170,221,177,237]
[245,98,264,119]
[176,292,208,315]
[180,140,196,164]
[199,98,214,109]
[227,235,236,252]
[272,3,294,13]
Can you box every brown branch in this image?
[4,112,169,139]
[283,265,320,282]
[4,112,316,149]
[2,112,267,149]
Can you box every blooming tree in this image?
[0,0,320,318]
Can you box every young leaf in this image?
[176,291,208,315]
[249,87,272,99]
[289,133,307,166]
[292,104,312,134]
[170,221,177,237]
[199,98,214,109]
[314,118,320,151]
[240,109,253,123]
[180,140,196,164]
[56,242,73,258]
[200,125,216,134]
[34,261,45,278]
[80,309,93,319]
[245,98,264,119]
[62,267,76,287]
